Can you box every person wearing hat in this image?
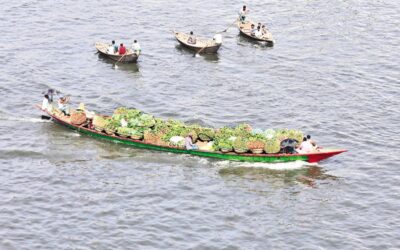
[43,88,61,102]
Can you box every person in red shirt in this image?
[118,43,126,55]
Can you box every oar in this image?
[218,19,238,33]
[41,115,51,120]
[114,53,127,69]
[195,45,208,57]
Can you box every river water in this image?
[0,0,399,249]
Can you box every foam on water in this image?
[0,116,51,123]
[214,160,313,170]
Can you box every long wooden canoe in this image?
[38,106,346,164]
[174,31,222,54]
[95,42,139,63]
[237,21,274,44]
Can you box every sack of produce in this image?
[170,136,185,147]
[197,141,214,151]
[247,140,265,154]
[233,137,249,154]
[264,139,281,154]
[93,115,109,131]
[70,111,86,125]
[117,127,131,137]
[198,128,215,141]
[144,131,159,143]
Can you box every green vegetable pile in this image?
[92,107,305,154]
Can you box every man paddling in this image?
[239,5,249,23]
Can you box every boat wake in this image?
[0,115,51,123]
[214,160,316,170]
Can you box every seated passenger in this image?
[255,26,262,38]
[131,40,141,55]
[185,135,199,150]
[118,43,127,55]
[261,25,268,35]
[187,31,197,44]
[58,96,70,116]
[297,137,314,154]
[307,135,319,149]
[250,24,257,36]
[213,34,222,44]
[108,40,117,54]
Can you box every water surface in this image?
[0,0,399,249]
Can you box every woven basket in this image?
[130,135,143,140]
[234,148,248,154]
[250,149,264,154]
[95,127,104,132]
[220,148,232,153]
[70,112,86,125]
[105,128,115,135]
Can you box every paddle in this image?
[41,115,51,120]
[218,19,238,33]
[114,52,127,69]
[195,45,208,57]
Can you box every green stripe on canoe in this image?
[62,123,308,163]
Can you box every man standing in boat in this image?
[239,5,249,23]
[131,40,141,55]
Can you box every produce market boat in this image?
[237,21,274,45]
[37,106,346,164]
[174,31,222,54]
[95,42,138,63]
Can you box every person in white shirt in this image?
[307,135,319,149]
[213,34,222,44]
[250,24,257,36]
[254,26,263,38]
[41,94,51,112]
[58,96,70,116]
[131,40,141,55]
[297,137,314,154]
[108,40,117,54]
[238,5,249,23]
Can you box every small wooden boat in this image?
[174,31,222,54]
[37,106,346,164]
[237,21,274,44]
[95,42,139,63]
